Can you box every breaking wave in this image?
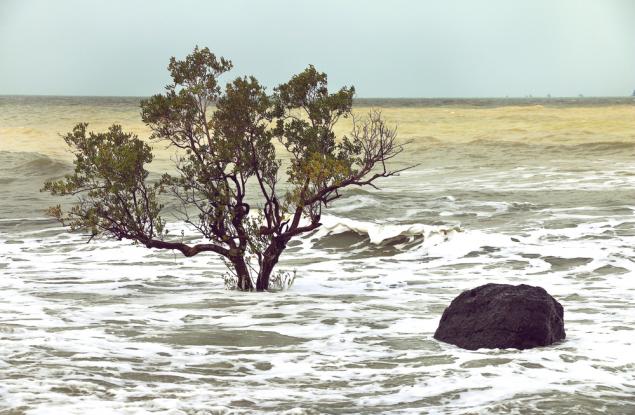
[315,214,458,246]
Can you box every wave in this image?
[15,158,70,177]
[463,138,635,151]
[569,141,635,152]
[465,138,532,148]
[329,195,381,213]
[0,151,70,178]
[314,214,459,246]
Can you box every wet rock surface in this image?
[434,283,566,350]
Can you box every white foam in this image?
[2,166,635,414]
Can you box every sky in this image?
[0,0,634,98]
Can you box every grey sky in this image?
[1,0,634,97]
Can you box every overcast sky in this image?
[1,0,634,97]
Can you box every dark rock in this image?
[434,283,565,350]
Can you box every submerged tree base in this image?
[223,269,296,292]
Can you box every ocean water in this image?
[0,96,634,414]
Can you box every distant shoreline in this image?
[1,95,634,108]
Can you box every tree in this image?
[43,47,408,291]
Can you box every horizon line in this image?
[1,94,633,100]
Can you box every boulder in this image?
[434,283,565,350]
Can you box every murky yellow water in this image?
[2,97,633,171]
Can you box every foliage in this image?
[44,46,409,291]
[43,123,165,242]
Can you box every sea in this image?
[0,95,634,414]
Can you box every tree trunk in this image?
[256,257,276,291]
[231,256,253,291]
[256,237,287,291]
